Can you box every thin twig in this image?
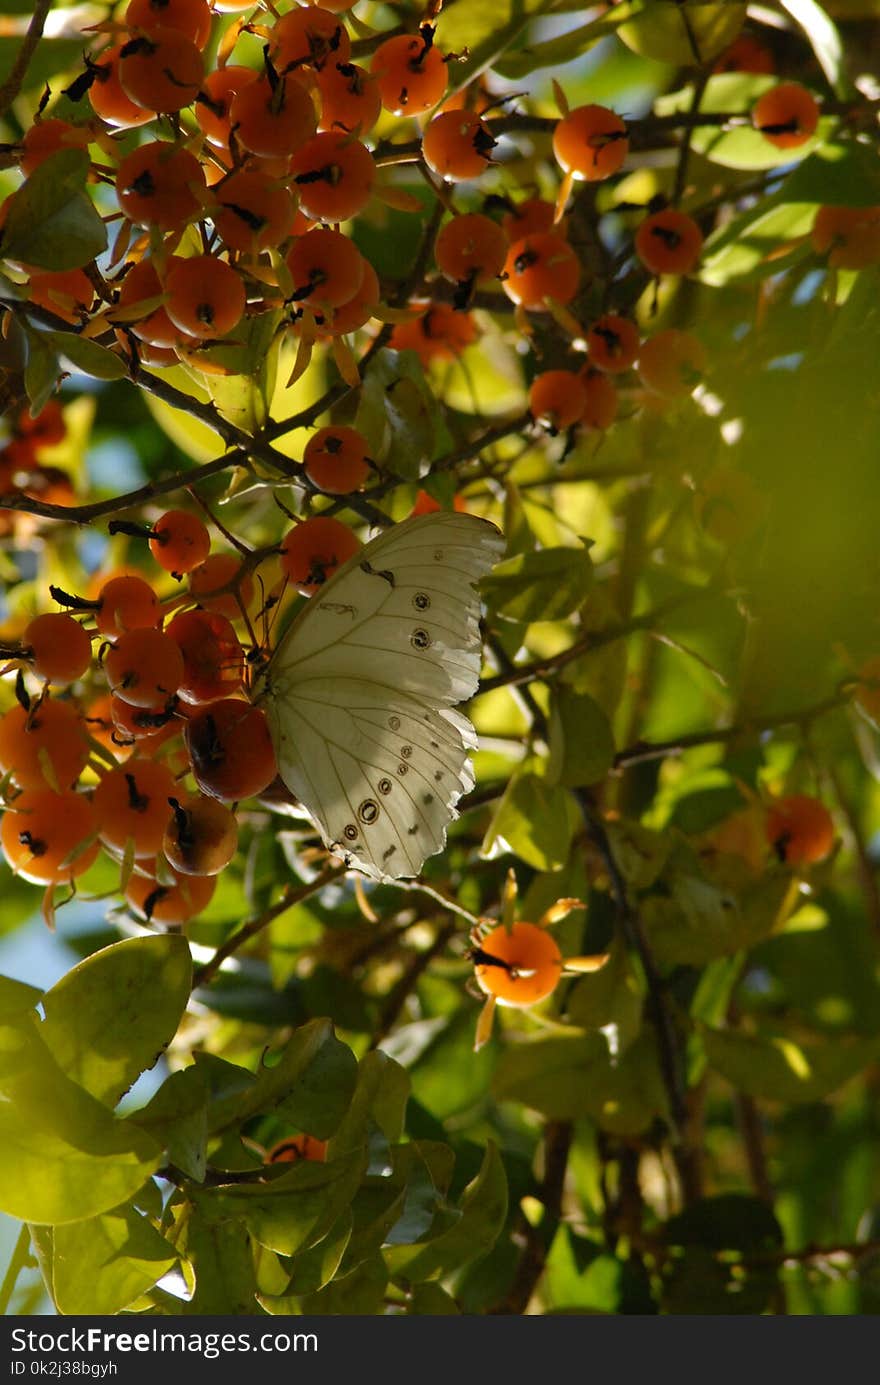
[192,864,345,989]
[0,0,53,120]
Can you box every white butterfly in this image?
[255,511,504,881]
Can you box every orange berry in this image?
[125,0,212,48]
[1,788,99,886]
[371,32,448,116]
[116,256,188,348]
[289,132,374,221]
[422,111,496,181]
[586,314,640,373]
[638,329,706,398]
[149,509,212,574]
[118,27,204,113]
[435,213,507,288]
[0,698,88,790]
[20,119,91,177]
[317,61,381,134]
[714,34,774,74]
[185,697,278,800]
[163,256,245,341]
[410,489,466,517]
[211,170,296,255]
[855,656,880,723]
[109,693,181,747]
[27,268,93,325]
[389,302,476,365]
[195,65,258,148]
[635,209,703,276]
[189,553,254,621]
[125,861,215,923]
[811,205,880,270]
[474,922,563,1008]
[24,613,92,684]
[502,231,580,310]
[229,72,317,160]
[752,82,819,148]
[553,104,628,181]
[318,258,380,337]
[116,141,206,229]
[303,425,370,494]
[96,574,160,637]
[500,197,555,242]
[272,5,351,72]
[265,1133,327,1163]
[579,369,618,430]
[163,793,238,875]
[166,608,244,703]
[286,227,364,310]
[93,757,179,858]
[528,370,587,432]
[104,627,186,707]
[280,515,361,595]
[88,44,156,127]
[765,794,834,866]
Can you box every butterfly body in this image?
[255,512,504,881]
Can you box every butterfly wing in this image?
[256,512,504,881]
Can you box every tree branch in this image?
[0,0,53,120]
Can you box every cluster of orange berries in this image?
[0,484,388,923]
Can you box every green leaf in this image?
[616,0,746,64]
[40,935,193,1108]
[698,197,814,286]
[566,937,643,1054]
[0,37,83,93]
[282,1211,352,1296]
[409,1282,461,1313]
[0,1018,162,1224]
[23,329,60,414]
[355,351,438,479]
[130,1066,209,1182]
[331,1050,410,1153]
[384,1141,507,1283]
[50,1206,177,1315]
[297,1253,388,1314]
[547,687,615,788]
[783,142,880,206]
[440,0,574,96]
[0,975,41,1022]
[185,310,281,431]
[495,11,628,78]
[207,1020,358,1138]
[215,1152,367,1256]
[44,331,127,381]
[169,1195,258,1313]
[493,1029,668,1134]
[643,870,793,967]
[481,544,593,623]
[780,0,849,95]
[701,1024,880,1103]
[482,771,577,870]
[0,150,107,271]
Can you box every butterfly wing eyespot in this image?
[256,512,504,880]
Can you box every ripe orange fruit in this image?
[473,922,563,1008]
[765,794,834,866]
[553,104,628,181]
[635,209,703,276]
[752,82,819,148]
